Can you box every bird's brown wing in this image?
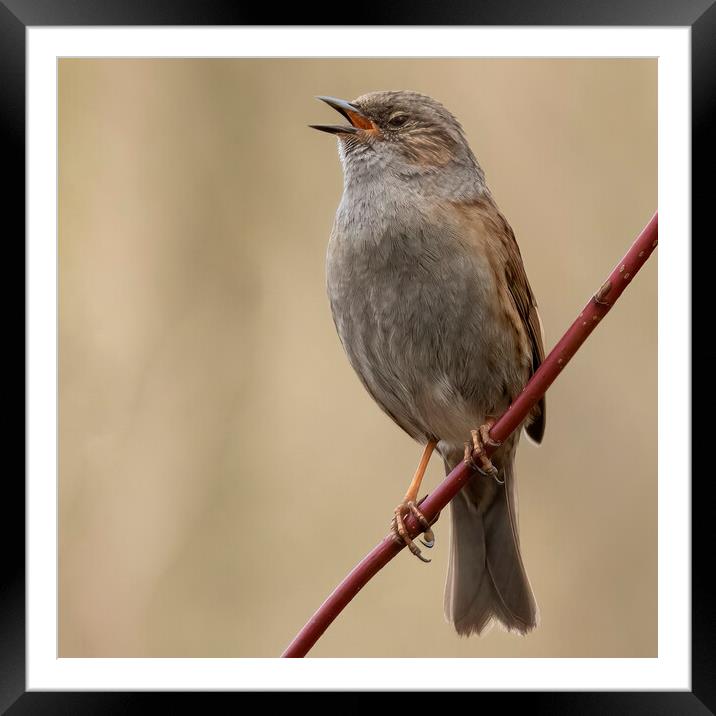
[455,193,546,443]
[501,223,546,444]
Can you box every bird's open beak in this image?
[309,96,375,135]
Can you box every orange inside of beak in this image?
[346,108,376,131]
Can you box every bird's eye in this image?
[388,113,408,128]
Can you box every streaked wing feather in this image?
[457,193,546,442]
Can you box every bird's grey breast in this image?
[326,179,510,446]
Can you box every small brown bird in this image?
[311,91,545,635]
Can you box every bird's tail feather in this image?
[443,455,538,636]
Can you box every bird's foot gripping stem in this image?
[390,497,437,563]
[464,420,504,484]
[389,439,438,563]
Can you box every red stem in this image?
[281,212,658,658]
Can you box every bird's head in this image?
[310,90,480,181]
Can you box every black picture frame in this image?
[7,1,709,711]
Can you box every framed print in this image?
[8,0,710,711]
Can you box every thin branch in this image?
[282,212,658,658]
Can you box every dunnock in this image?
[311,91,545,635]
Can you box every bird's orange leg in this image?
[390,440,438,562]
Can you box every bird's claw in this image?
[391,499,435,563]
[464,421,504,484]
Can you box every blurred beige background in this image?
[59,59,657,658]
